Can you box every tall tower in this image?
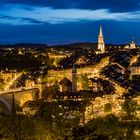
[72,62,77,93]
[98,26,105,53]
[130,41,136,49]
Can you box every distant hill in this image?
[51,42,98,49]
[0,43,48,49]
[0,42,125,49]
[50,42,126,50]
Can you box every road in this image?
[48,56,128,95]
[4,72,23,90]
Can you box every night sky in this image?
[0,0,140,45]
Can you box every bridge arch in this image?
[19,92,33,106]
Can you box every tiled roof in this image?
[59,77,72,86]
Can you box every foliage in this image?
[122,99,138,118]
[0,96,140,139]
[0,52,50,73]
[80,74,89,90]
[121,99,139,140]
[0,115,36,139]
[104,103,112,113]
[72,114,124,140]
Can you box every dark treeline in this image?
[0,98,140,140]
[0,52,49,71]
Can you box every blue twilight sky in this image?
[0,0,140,45]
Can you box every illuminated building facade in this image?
[130,41,136,49]
[130,65,140,75]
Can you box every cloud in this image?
[0,4,140,25]
[1,0,140,12]
[0,15,44,25]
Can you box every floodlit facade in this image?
[130,41,136,49]
[130,65,140,75]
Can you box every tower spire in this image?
[72,59,76,72]
[72,56,77,93]
[99,25,103,36]
[97,25,105,53]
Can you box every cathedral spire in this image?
[97,25,105,53]
[99,25,103,36]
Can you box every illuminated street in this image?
[4,72,23,91]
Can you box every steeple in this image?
[72,61,77,73]
[99,25,103,36]
[72,59,77,93]
[97,25,105,53]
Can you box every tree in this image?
[104,103,112,114]
[72,114,124,140]
[122,99,138,119]
[121,99,139,140]
[80,74,89,90]
[36,101,82,139]
[0,114,36,140]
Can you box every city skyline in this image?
[0,0,140,45]
[0,2,140,137]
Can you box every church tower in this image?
[72,62,77,93]
[130,41,136,49]
[98,26,105,53]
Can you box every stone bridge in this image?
[0,87,39,115]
